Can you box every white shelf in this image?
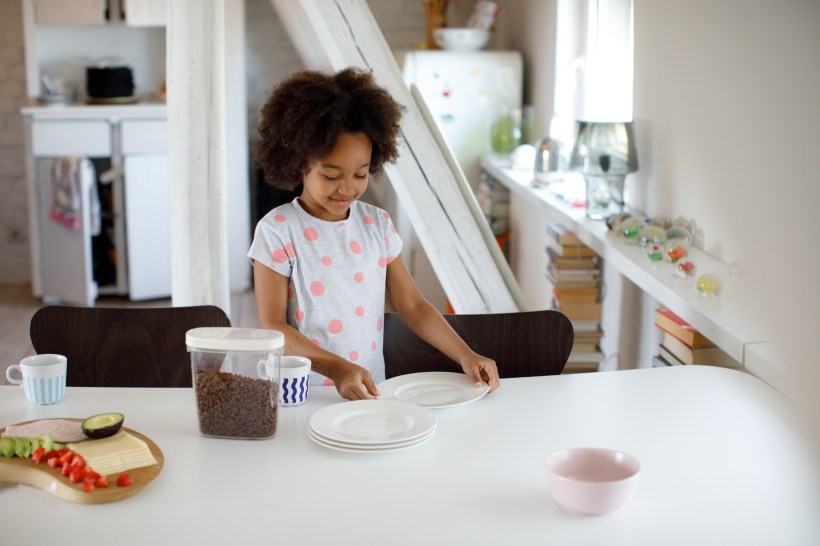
[480,156,768,366]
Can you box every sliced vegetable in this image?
[69,467,86,483]
[81,413,125,439]
[94,476,109,488]
[116,472,133,487]
[0,437,14,458]
[82,481,95,492]
[31,447,46,464]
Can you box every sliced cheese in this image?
[67,431,158,476]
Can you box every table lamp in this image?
[568,121,638,219]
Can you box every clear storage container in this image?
[186,327,284,439]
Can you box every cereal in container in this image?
[186,327,284,439]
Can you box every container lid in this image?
[186,327,284,352]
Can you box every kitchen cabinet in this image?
[22,104,171,306]
[29,0,166,26]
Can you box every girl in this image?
[248,67,499,400]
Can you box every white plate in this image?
[308,427,435,453]
[309,399,436,445]
[377,372,489,409]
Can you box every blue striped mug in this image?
[6,354,67,405]
[279,356,311,406]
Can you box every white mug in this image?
[275,356,311,406]
[6,354,67,405]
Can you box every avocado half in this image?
[82,413,125,439]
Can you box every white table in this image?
[1,367,818,545]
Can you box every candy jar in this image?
[618,217,646,245]
[639,225,667,248]
[675,260,697,278]
[696,274,723,298]
[646,243,664,262]
[664,238,690,263]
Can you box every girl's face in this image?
[299,132,372,222]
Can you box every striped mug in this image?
[279,356,311,406]
[6,354,67,405]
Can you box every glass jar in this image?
[186,327,284,440]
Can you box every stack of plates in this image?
[308,399,436,453]
[377,372,489,409]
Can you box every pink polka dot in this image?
[304,227,318,241]
[349,350,359,361]
[311,338,321,347]
[285,243,296,258]
[354,272,364,283]
[322,256,332,266]
[328,319,343,334]
[322,378,335,386]
[387,255,397,265]
[295,309,304,320]
[310,281,325,296]
[364,215,375,225]
[378,258,387,268]
[274,214,286,223]
[355,305,364,316]
[383,212,389,218]
[272,249,288,263]
[349,241,362,254]
[390,224,396,233]
[376,317,383,332]
[371,340,377,351]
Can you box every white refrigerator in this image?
[367,50,523,310]
[401,50,523,188]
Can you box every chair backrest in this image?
[383,310,574,379]
[29,305,231,387]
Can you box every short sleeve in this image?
[384,216,403,261]
[247,216,294,278]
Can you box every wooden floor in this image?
[0,283,259,385]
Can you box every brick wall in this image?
[0,0,28,283]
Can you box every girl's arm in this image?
[385,256,500,392]
[253,261,379,400]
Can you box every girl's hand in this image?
[460,353,500,393]
[333,362,380,401]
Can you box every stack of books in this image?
[546,223,603,373]
[653,308,740,368]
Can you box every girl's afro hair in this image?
[256,67,405,190]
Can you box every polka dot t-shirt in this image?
[248,198,402,385]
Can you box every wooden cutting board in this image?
[0,419,164,504]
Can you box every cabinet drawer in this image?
[31,121,111,157]
[122,120,168,154]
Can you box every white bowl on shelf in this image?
[433,28,490,51]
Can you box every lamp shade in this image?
[568,121,638,175]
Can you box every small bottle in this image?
[490,106,522,156]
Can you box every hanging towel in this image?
[50,157,101,235]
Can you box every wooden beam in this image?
[166,0,230,313]
[270,0,525,313]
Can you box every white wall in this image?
[632,0,820,373]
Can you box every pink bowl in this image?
[545,447,641,515]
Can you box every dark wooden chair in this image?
[29,305,231,387]
[383,310,574,379]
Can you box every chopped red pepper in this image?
[70,454,86,469]
[31,447,46,464]
[116,472,133,487]
[82,480,95,492]
[69,467,86,483]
